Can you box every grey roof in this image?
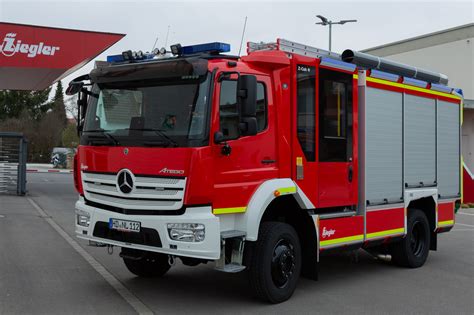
[362,23,474,57]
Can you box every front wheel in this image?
[249,222,302,303]
[391,208,430,268]
[122,249,171,277]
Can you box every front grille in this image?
[85,198,186,216]
[82,171,186,211]
[93,221,162,247]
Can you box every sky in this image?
[1,0,473,93]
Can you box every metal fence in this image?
[0,132,27,195]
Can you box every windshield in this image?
[82,73,211,147]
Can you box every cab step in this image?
[215,230,246,273]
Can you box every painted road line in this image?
[26,197,153,315]
[454,223,474,228]
[27,169,73,173]
[458,212,474,216]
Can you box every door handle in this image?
[348,164,353,183]
[261,159,276,165]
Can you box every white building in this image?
[363,23,474,180]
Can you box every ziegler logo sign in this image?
[0,33,60,58]
[322,227,336,238]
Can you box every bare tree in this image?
[65,95,78,123]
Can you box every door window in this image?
[296,65,316,161]
[319,69,353,162]
[219,80,267,140]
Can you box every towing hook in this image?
[168,255,176,266]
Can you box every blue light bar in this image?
[107,54,124,62]
[181,42,230,55]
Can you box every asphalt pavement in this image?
[0,172,473,314]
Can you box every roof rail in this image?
[247,38,341,60]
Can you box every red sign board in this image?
[0,22,125,90]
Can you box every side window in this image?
[296,65,316,161]
[219,80,267,140]
[256,83,267,131]
[319,68,353,162]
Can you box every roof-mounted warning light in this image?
[106,42,231,63]
[179,42,231,55]
[107,50,155,62]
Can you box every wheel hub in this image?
[271,239,296,288]
[410,221,425,256]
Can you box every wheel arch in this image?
[407,196,436,232]
[405,188,437,232]
[238,179,319,279]
[239,179,315,241]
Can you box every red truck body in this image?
[72,39,462,302]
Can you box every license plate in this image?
[109,218,141,233]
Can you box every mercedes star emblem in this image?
[117,169,134,194]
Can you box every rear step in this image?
[215,230,246,273]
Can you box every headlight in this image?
[76,210,90,227]
[167,223,205,242]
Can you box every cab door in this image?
[211,74,277,213]
[317,67,357,208]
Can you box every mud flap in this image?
[430,232,437,251]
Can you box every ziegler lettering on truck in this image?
[0,33,60,58]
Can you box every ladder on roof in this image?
[247,38,341,60]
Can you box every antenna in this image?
[152,37,159,51]
[164,25,171,48]
[238,16,248,57]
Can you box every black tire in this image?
[249,222,302,303]
[123,252,171,277]
[391,208,430,268]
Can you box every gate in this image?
[0,132,27,195]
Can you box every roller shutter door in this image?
[404,94,436,187]
[437,100,460,198]
[366,88,403,204]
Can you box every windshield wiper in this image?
[84,130,120,146]
[127,128,179,147]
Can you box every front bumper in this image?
[75,197,221,260]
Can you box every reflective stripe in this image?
[366,228,405,239]
[353,74,460,101]
[320,234,364,247]
[213,206,247,215]
[277,187,296,194]
[438,219,454,227]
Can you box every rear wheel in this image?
[391,208,430,268]
[122,249,171,277]
[249,222,302,303]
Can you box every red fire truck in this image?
[68,39,462,303]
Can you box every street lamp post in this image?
[316,15,357,51]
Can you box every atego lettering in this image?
[0,33,60,58]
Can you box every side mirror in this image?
[66,82,83,95]
[77,91,88,136]
[67,74,90,95]
[237,75,257,136]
